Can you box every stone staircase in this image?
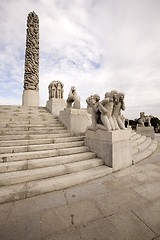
[130,129,157,164]
[0,106,157,205]
[0,105,112,204]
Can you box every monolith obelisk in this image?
[22,11,39,106]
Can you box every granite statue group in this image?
[48,81,126,131]
[48,81,64,99]
[137,112,152,127]
[86,90,125,131]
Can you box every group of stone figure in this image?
[86,90,126,131]
[137,112,152,127]
[48,81,64,99]
[47,80,153,131]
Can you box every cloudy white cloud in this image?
[0,0,160,119]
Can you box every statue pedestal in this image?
[22,90,39,106]
[46,98,66,116]
[85,128,132,171]
[59,108,92,134]
[136,126,155,139]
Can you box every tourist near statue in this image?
[66,86,80,109]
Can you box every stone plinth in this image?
[22,90,39,106]
[59,108,92,134]
[85,128,132,171]
[46,98,66,116]
[136,126,155,139]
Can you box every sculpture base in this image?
[85,129,132,171]
[46,98,66,116]
[22,90,39,106]
[136,126,155,139]
[59,108,92,134]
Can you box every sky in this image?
[0,0,160,119]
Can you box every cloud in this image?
[0,0,160,119]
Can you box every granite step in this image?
[0,146,90,162]
[0,132,74,141]
[0,141,84,154]
[135,137,152,152]
[131,135,146,147]
[130,133,141,141]
[0,158,104,187]
[0,123,64,130]
[0,136,84,147]
[54,136,84,143]
[131,130,136,137]
[0,126,65,132]
[0,152,97,173]
[132,139,158,164]
[0,165,112,204]
[0,129,69,135]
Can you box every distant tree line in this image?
[129,117,160,132]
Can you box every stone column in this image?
[22,11,39,106]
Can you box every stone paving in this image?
[0,135,160,240]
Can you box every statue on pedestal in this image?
[48,81,64,99]
[86,94,101,130]
[66,87,80,109]
[137,112,152,127]
[86,90,126,131]
[112,92,125,130]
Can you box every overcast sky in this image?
[0,0,160,119]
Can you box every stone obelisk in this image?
[22,11,39,106]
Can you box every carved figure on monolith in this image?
[24,11,39,91]
[22,11,39,106]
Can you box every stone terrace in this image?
[0,134,160,239]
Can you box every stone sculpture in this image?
[137,112,152,127]
[86,90,126,131]
[112,92,125,130]
[48,81,64,99]
[86,94,101,130]
[66,87,80,109]
[24,11,39,91]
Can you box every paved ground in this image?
[0,135,160,240]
